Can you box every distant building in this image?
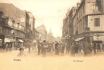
[47,28,55,43]
[55,36,61,42]
[36,25,47,42]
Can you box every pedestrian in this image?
[96,43,101,52]
[70,42,76,56]
[89,42,93,54]
[48,43,51,52]
[28,42,31,53]
[77,42,81,53]
[38,42,41,55]
[61,43,65,55]
[84,41,91,56]
[75,42,78,54]
[17,48,26,57]
[5,42,8,51]
[102,43,104,51]
[66,43,70,54]
[55,41,59,55]
[41,40,48,57]
[93,42,97,54]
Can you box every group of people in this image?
[16,40,104,57]
[37,40,104,57]
[65,41,104,56]
[37,40,66,57]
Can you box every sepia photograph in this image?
[0,0,104,70]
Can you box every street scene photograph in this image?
[0,0,104,70]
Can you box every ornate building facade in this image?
[0,3,35,49]
[62,0,104,43]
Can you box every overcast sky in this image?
[0,0,80,37]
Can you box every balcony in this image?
[4,19,25,33]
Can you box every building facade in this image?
[0,3,35,49]
[72,0,104,42]
[27,12,35,42]
[47,29,54,43]
[62,9,70,43]
[62,0,104,43]
[36,25,47,42]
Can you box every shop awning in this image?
[5,38,10,42]
[33,40,37,42]
[93,36,104,41]
[75,37,84,41]
[18,39,24,42]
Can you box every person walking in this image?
[75,42,78,54]
[5,42,9,52]
[96,43,101,52]
[84,41,91,56]
[102,43,104,51]
[70,42,76,56]
[17,48,26,57]
[41,40,48,57]
[38,42,41,55]
[66,43,70,54]
[55,41,59,55]
[93,42,97,54]
[28,42,31,53]
[61,43,65,55]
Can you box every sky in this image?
[0,0,80,37]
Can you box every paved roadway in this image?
[0,48,104,70]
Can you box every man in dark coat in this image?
[70,42,76,56]
[41,40,48,57]
[75,42,78,54]
[48,43,52,52]
[84,41,91,56]
[38,43,41,55]
[93,42,96,54]
[61,43,65,55]
[96,43,101,52]
[66,43,70,54]
[55,41,59,55]
[102,43,104,51]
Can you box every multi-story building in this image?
[0,3,35,49]
[62,9,70,43]
[27,12,35,42]
[72,0,104,42]
[62,0,104,43]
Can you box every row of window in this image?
[3,28,25,38]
